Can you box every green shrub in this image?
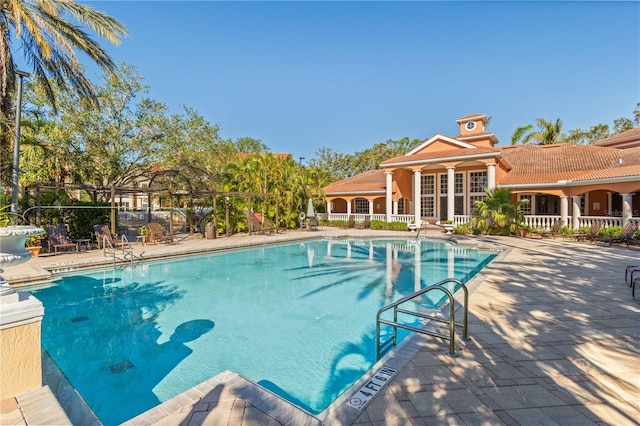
[371,220,408,231]
[452,223,473,235]
[577,226,590,234]
[326,220,347,227]
[598,226,621,238]
[559,226,574,236]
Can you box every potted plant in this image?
[438,219,454,234]
[139,225,152,244]
[518,224,533,238]
[25,232,46,257]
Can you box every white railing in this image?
[324,213,634,230]
[524,215,560,230]
[577,216,621,229]
[391,214,415,223]
[453,215,471,226]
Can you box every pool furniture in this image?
[148,222,174,243]
[46,224,78,255]
[76,238,92,251]
[340,215,355,229]
[248,213,275,235]
[606,222,638,247]
[93,225,124,250]
[533,219,564,239]
[574,221,602,243]
[307,216,319,231]
[356,216,371,229]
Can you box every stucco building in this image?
[323,114,640,229]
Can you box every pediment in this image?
[407,133,476,156]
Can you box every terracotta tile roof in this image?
[499,144,640,185]
[323,169,386,193]
[456,113,486,122]
[453,131,497,140]
[382,146,500,165]
[593,127,640,147]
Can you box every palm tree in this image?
[1,0,128,184]
[471,188,527,233]
[511,118,564,145]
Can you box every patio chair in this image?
[606,222,638,247]
[47,224,78,255]
[534,219,564,239]
[340,215,355,229]
[574,221,602,243]
[94,225,124,250]
[308,216,319,231]
[356,216,371,229]
[148,222,174,243]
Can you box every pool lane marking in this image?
[345,366,397,410]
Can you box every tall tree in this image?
[33,64,167,192]
[613,117,634,134]
[1,0,128,184]
[511,118,564,145]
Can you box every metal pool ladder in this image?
[375,278,470,359]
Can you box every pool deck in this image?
[1,227,639,425]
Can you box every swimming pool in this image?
[29,238,496,424]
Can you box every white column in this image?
[621,193,633,227]
[572,196,581,229]
[560,196,568,227]
[413,170,421,224]
[447,167,455,222]
[368,200,374,216]
[486,163,496,191]
[327,201,332,215]
[346,199,352,216]
[607,192,613,215]
[393,200,398,215]
[385,172,393,222]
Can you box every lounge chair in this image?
[308,216,319,231]
[94,225,124,250]
[148,222,174,243]
[356,216,371,229]
[340,215,355,229]
[533,219,563,239]
[574,221,602,243]
[605,222,638,247]
[262,216,279,233]
[248,213,274,235]
[47,224,78,255]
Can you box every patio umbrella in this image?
[307,198,315,218]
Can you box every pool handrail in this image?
[102,234,142,265]
[375,278,469,359]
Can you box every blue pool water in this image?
[29,238,496,424]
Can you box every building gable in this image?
[407,133,476,156]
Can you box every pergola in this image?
[23,167,280,239]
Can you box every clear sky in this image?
[82,1,639,161]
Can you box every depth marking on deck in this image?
[346,367,397,410]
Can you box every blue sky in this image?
[82,1,639,161]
